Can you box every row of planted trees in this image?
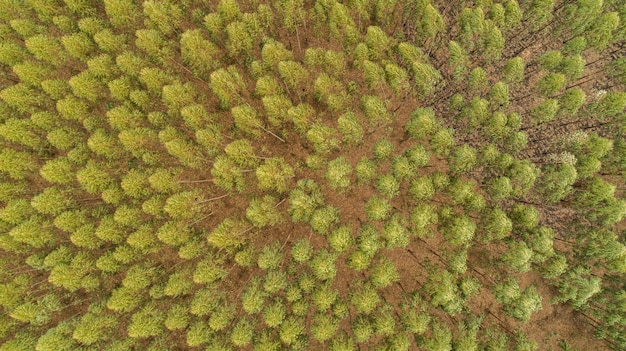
[0,0,626,350]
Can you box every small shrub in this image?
[365,196,391,221]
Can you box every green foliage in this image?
[288,179,323,222]
[35,321,77,351]
[488,176,513,200]
[246,195,284,227]
[376,174,400,198]
[328,226,353,253]
[164,268,194,297]
[0,149,38,180]
[162,82,197,116]
[207,218,248,251]
[231,104,262,137]
[209,66,245,109]
[127,303,164,339]
[411,203,438,236]
[262,95,292,127]
[481,208,512,242]
[586,12,620,51]
[350,282,381,314]
[70,71,105,103]
[256,241,282,271]
[0,3,623,350]
[94,29,128,54]
[355,157,377,184]
[211,155,246,193]
[242,278,267,315]
[255,158,294,194]
[419,321,452,351]
[460,276,481,299]
[231,317,254,347]
[510,204,540,231]
[442,215,476,247]
[554,266,602,309]
[209,303,235,332]
[263,269,287,293]
[262,297,286,328]
[536,163,577,203]
[409,176,435,201]
[400,298,430,335]
[449,40,468,79]
[502,241,534,272]
[488,81,510,109]
[279,316,305,346]
[329,331,356,351]
[135,28,173,63]
[424,269,463,315]
[385,63,410,94]
[309,248,337,281]
[311,282,338,311]
[103,0,140,28]
[357,224,383,257]
[13,61,53,87]
[0,332,37,351]
[370,257,399,288]
[391,155,412,181]
[537,73,566,97]
[559,88,586,117]
[560,55,584,81]
[361,95,391,125]
[462,97,489,129]
[311,312,339,342]
[25,34,68,66]
[278,60,309,91]
[591,91,626,117]
[10,295,60,327]
[449,144,477,175]
[365,195,391,222]
[502,56,525,83]
[537,50,562,70]
[314,73,348,112]
[163,190,204,220]
[495,280,543,322]
[31,187,75,216]
[383,213,410,248]
[39,157,74,184]
[337,111,364,145]
[73,312,117,345]
[372,138,394,159]
[1,199,34,226]
[2,83,48,114]
[261,39,293,68]
[363,60,386,90]
[185,320,210,347]
[411,59,442,97]
[406,145,431,170]
[88,128,127,159]
[351,315,374,343]
[307,122,340,154]
[430,128,456,156]
[468,67,488,93]
[0,41,27,66]
[256,76,283,97]
[530,98,559,124]
[325,156,352,191]
[347,249,371,272]
[291,238,313,263]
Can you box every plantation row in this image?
[0,0,625,350]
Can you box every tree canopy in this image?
[0,1,625,350]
